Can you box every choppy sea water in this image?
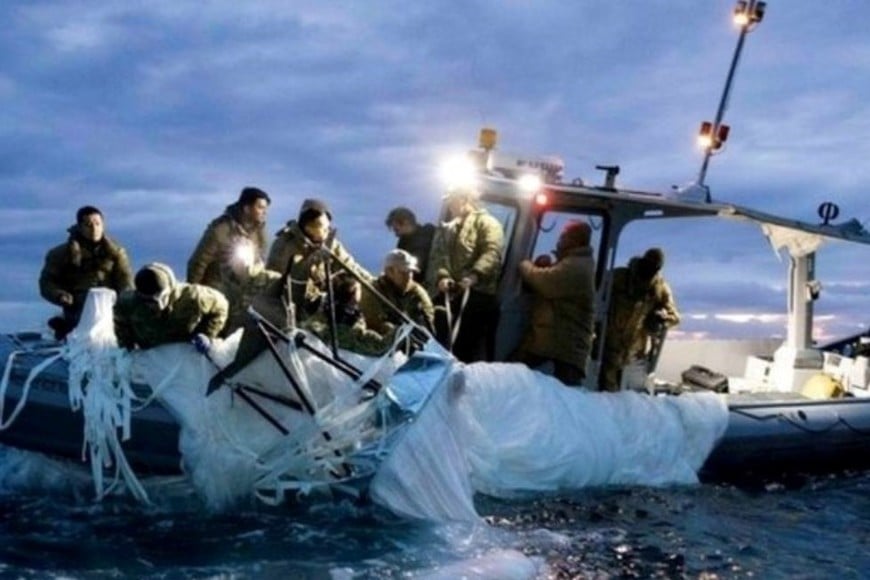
[1,466,867,579]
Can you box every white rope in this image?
[0,348,64,430]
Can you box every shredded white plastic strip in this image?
[65,288,149,503]
[0,348,63,430]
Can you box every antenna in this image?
[696,1,767,189]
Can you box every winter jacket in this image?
[360,276,435,335]
[266,220,372,319]
[517,246,596,368]
[186,202,269,289]
[114,275,228,350]
[431,208,504,296]
[220,263,283,334]
[303,311,393,357]
[604,257,680,363]
[39,227,133,317]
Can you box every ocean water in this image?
[0,464,867,579]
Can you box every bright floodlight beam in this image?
[439,155,478,191]
[696,0,766,190]
[518,173,543,194]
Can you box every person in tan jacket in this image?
[514,221,596,386]
[429,186,504,362]
[599,247,680,391]
[186,187,271,290]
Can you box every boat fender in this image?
[800,373,845,400]
[681,365,729,393]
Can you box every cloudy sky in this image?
[1,1,867,342]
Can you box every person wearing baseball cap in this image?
[360,249,435,336]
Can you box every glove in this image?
[192,333,211,355]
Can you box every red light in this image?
[534,192,549,206]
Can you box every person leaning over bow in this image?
[599,247,680,392]
[360,249,435,336]
[266,198,372,321]
[513,221,596,387]
[186,186,271,290]
[39,205,134,340]
[430,185,504,362]
[384,206,436,286]
[114,263,228,350]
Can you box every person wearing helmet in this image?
[114,262,228,350]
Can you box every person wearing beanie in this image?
[114,262,228,350]
[186,186,271,290]
[266,198,372,320]
[360,249,435,336]
[599,246,680,391]
[429,186,504,362]
[39,205,134,340]
[514,221,596,387]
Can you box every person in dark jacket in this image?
[114,263,228,350]
[39,206,134,339]
[187,186,271,290]
[514,221,596,386]
[385,207,436,285]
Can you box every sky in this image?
[1,0,868,342]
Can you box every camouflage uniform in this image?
[39,226,134,324]
[114,283,229,350]
[303,311,394,358]
[266,220,372,320]
[220,263,283,335]
[516,246,596,384]
[599,257,680,391]
[186,202,269,289]
[360,275,435,335]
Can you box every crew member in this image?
[39,206,134,340]
[599,247,680,391]
[360,249,435,335]
[385,207,436,285]
[514,221,596,386]
[114,263,228,350]
[430,186,504,362]
[266,198,372,321]
[187,186,271,290]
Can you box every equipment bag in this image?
[681,365,729,393]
